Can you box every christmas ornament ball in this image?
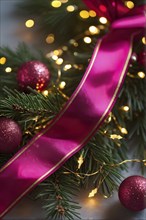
[118,175,146,211]
[0,117,22,154]
[138,51,146,67]
[17,60,50,91]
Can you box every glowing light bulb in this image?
[53,49,63,56]
[5,67,12,73]
[84,37,92,44]
[88,188,97,198]
[110,134,123,140]
[0,57,6,65]
[64,64,72,71]
[122,106,129,111]
[25,19,35,28]
[137,71,145,78]
[142,37,146,45]
[99,17,108,24]
[89,10,96,17]
[52,55,58,60]
[59,81,66,89]
[42,90,49,97]
[56,58,63,65]
[125,1,134,9]
[51,0,62,8]
[66,5,75,12]
[120,127,128,134]
[89,26,100,35]
[79,10,89,19]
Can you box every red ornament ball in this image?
[118,175,146,211]
[138,51,146,67]
[17,60,50,91]
[0,117,22,154]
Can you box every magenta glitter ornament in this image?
[0,117,22,154]
[17,60,50,91]
[118,175,146,211]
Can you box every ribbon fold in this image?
[0,0,145,217]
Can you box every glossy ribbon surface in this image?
[0,1,145,217]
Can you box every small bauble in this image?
[17,60,51,91]
[118,175,146,211]
[137,51,146,67]
[0,117,22,154]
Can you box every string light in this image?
[88,188,97,198]
[5,67,12,73]
[77,155,84,169]
[99,17,108,24]
[125,1,135,9]
[56,58,64,65]
[79,10,89,19]
[89,10,96,17]
[120,127,128,134]
[52,55,58,60]
[46,34,55,44]
[89,26,100,35]
[110,134,123,140]
[51,0,62,8]
[25,19,35,28]
[63,64,72,71]
[53,49,63,56]
[142,37,146,45]
[42,90,49,97]
[122,106,130,112]
[66,5,76,12]
[84,37,92,44]
[0,57,6,65]
[137,71,145,78]
[59,81,66,89]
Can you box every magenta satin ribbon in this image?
[0,1,145,217]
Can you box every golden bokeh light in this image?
[64,64,72,71]
[122,106,130,111]
[89,10,96,17]
[59,81,66,89]
[51,0,62,8]
[56,58,64,65]
[84,36,92,44]
[137,71,145,78]
[89,26,100,34]
[66,5,75,12]
[79,10,89,19]
[142,37,146,45]
[5,67,12,73]
[42,90,49,97]
[25,19,35,28]
[0,57,6,65]
[125,1,134,9]
[99,17,108,24]
[46,34,55,44]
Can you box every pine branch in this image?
[37,173,81,220]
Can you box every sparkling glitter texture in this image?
[17,60,51,91]
[0,117,22,154]
[119,175,146,211]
